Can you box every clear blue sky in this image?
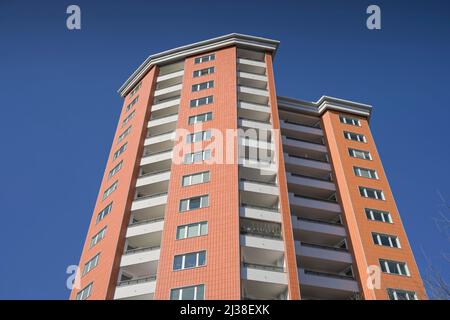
[0,0,449,299]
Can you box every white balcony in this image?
[144,132,176,155]
[153,83,182,101]
[239,118,272,131]
[131,193,168,213]
[298,268,359,300]
[289,193,341,221]
[114,277,156,300]
[120,247,161,268]
[126,219,164,239]
[240,234,284,252]
[239,137,274,151]
[238,86,269,105]
[239,205,281,223]
[237,58,266,75]
[135,171,170,197]
[237,71,268,89]
[238,101,271,122]
[241,264,287,285]
[240,179,279,208]
[147,114,178,135]
[156,69,184,86]
[150,98,180,119]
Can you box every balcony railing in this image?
[296,216,342,226]
[284,119,321,129]
[240,178,277,187]
[286,153,329,164]
[142,149,173,158]
[129,217,164,227]
[240,227,282,240]
[241,203,279,213]
[300,242,348,252]
[124,246,161,255]
[135,192,168,201]
[290,172,332,182]
[284,135,325,146]
[149,112,179,121]
[242,262,284,272]
[138,169,171,179]
[117,275,157,287]
[293,193,338,204]
[303,269,354,280]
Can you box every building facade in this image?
[70,34,426,300]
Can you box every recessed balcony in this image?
[237,58,266,75]
[113,276,156,300]
[240,204,281,224]
[131,192,168,216]
[282,136,328,163]
[289,193,341,221]
[241,262,287,285]
[291,216,346,245]
[286,172,335,199]
[237,71,268,89]
[238,117,272,132]
[147,114,178,136]
[283,153,331,179]
[298,268,359,300]
[140,150,172,174]
[240,179,279,208]
[153,83,182,103]
[150,97,180,119]
[238,85,269,105]
[156,69,184,90]
[135,171,170,198]
[280,119,323,145]
[143,131,176,156]
[238,101,271,122]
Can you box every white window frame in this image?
[96,203,113,224]
[102,181,118,200]
[192,80,214,92]
[179,195,209,212]
[354,166,378,179]
[193,67,215,78]
[121,110,135,127]
[359,186,385,200]
[190,95,213,108]
[182,171,210,187]
[186,130,212,144]
[125,96,139,112]
[176,221,208,240]
[340,115,361,126]
[129,82,142,97]
[184,149,211,164]
[82,253,100,276]
[108,161,123,179]
[118,125,132,143]
[372,232,401,248]
[173,251,207,271]
[194,53,215,64]
[387,288,417,300]
[170,284,205,300]
[113,143,127,160]
[365,208,392,223]
[344,131,366,142]
[380,259,410,276]
[76,282,93,300]
[90,226,107,248]
[188,112,213,125]
[349,148,372,160]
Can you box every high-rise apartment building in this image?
[70,34,426,300]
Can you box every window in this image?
[184,150,211,164]
[186,130,211,144]
[129,82,142,97]
[188,112,213,125]
[102,181,118,200]
[182,171,210,187]
[387,288,417,300]
[190,95,213,108]
[194,53,215,64]
[82,253,100,276]
[359,186,385,200]
[125,96,139,112]
[170,284,205,300]
[122,110,135,127]
[193,67,215,78]
[90,227,107,248]
[108,161,123,179]
[344,131,366,142]
[180,195,209,212]
[176,221,208,240]
[113,143,127,160]
[372,232,401,248]
[340,115,361,126]
[365,208,392,223]
[173,251,206,271]
[96,203,112,224]
[380,259,409,276]
[118,126,132,143]
[349,148,372,160]
[192,80,214,92]
[76,282,93,300]
[354,167,378,179]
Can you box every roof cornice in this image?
[118,33,280,97]
[277,95,373,121]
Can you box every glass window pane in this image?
[188,224,199,237]
[173,256,183,270]
[200,222,208,235]
[201,196,209,207]
[180,200,188,212]
[184,253,197,268]
[182,176,190,186]
[196,285,205,300]
[198,251,206,266]
[176,226,186,239]
[189,198,201,209]
[181,286,195,300]
[203,171,210,182]
[170,289,180,300]
[191,174,202,184]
